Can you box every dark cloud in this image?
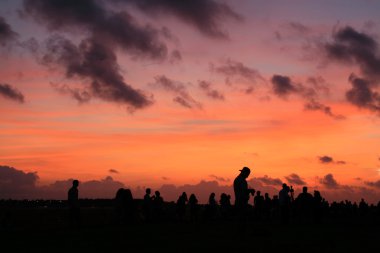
[21,0,175,109]
[0,16,18,46]
[271,74,343,119]
[364,180,380,189]
[173,96,193,108]
[161,176,169,181]
[0,83,25,103]
[52,83,91,104]
[22,0,168,59]
[152,75,201,109]
[325,26,380,80]
[209,174,230,183]
[346,74,380,113]
[211,59,262,84]
[198,80,225,100]
[318,155,333,163]
[323,26,380,115]
[0,165,125,199]
[41,35,153,109]
[109,169,119,174]
[318,155,347,165]
[304,99,345,120]
[271,75,297,98]
[320,173,339,189]
[284,173,306,186]
[118,0,242,39]
[306,76,330,95]
[254,175,283,186]
[21,1,241,109]
[271,74,321,99]
[0,165,39,199]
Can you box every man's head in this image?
[72,180,79,188]
[282,183,289,192]
[303,186,308,193]
[239,166,251,178]
[146,188,151,194]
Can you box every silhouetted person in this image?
[254,191,264,220]
[205,192,218,221]
[290,186,295,202]
[279,183,291,224]
[312,190,323,223]
[220,193,232,219]
[68,179,80,228]
[124,189,135,222]
[114,188,135,224]
[233,166,254,234]
[188,194,199,222]
[295,186,313,222]
[115,188,125,224]
[359,198,369,216]
[263,193,272,220]
[153,191,164,221]
[234,167,254,210]
[143,188,153,221]
[176,192,188,221]
[272,195,280,219]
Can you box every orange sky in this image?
[0,1,379,202]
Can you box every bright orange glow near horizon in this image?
[0,1,379,203]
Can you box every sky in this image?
[0,0,380,203]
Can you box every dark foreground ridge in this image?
[1,183,379,252]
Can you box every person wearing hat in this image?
[233,167,254,209]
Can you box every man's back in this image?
[234,174,248,205]
[279,188,289,206]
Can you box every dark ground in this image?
[1,206,379,253]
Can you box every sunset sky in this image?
[1,0,379,202]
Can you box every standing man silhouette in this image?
[234,167,253,209]
[233,166,254,234]
[68,179,80,228]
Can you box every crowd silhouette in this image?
[61,166,379,228]
[0,167,379,230]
